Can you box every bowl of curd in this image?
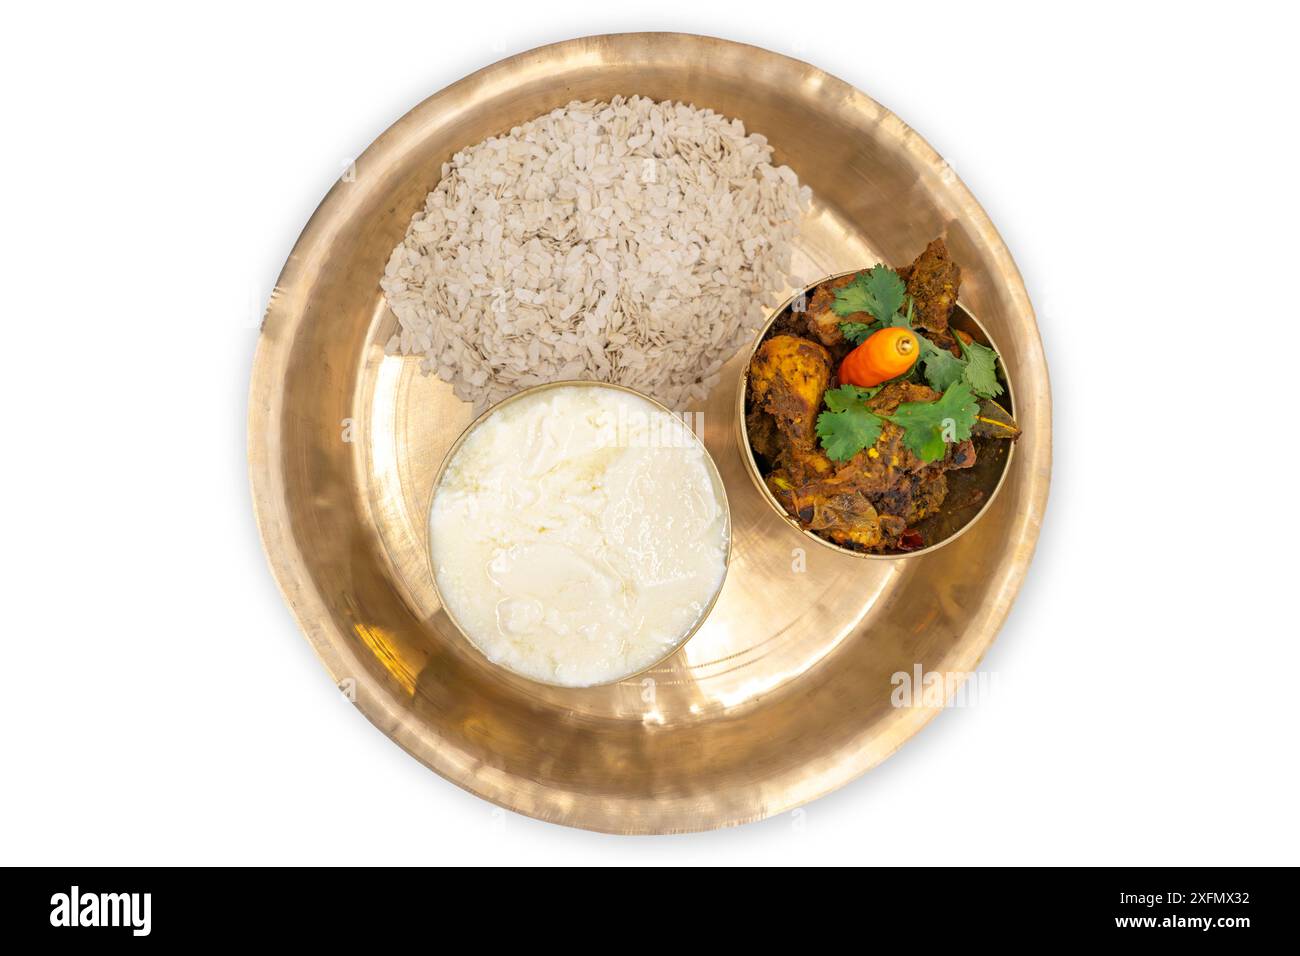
[426,381,732,688]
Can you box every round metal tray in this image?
[248,32,1051,833]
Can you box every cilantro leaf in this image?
[959,338,1004,398]
[816,392,885,462]
[839,321,878,345]
[822,383,882,411]
[831,283,876,319]
[885,381,980,463]
[831,265,908,324]
[919,338,965,391]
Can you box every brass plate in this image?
[248,33,1052,834]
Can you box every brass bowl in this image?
[425,379,733,689]
[248,32,1051,833]
[736,272,1016,559]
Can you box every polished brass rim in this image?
[424,379,733,689]
[735,272,1017,560]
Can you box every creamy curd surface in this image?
[429,385,730,687]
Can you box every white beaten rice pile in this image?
[381,95,810,410]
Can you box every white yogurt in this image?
[429,385,730,687]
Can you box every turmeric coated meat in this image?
[748,334,833,451]
[802,273,859,347]
[898,238,961,334]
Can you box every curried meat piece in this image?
[745,405,782,463]
[908,471,949,523]
[867,380,940,416]
[802,273,862,347]
[898,238,961,334]
[768,466,888,550]
[748,335,833,451]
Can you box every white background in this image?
[3,1,1297,865]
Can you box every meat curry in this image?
[745,239,1020,554]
